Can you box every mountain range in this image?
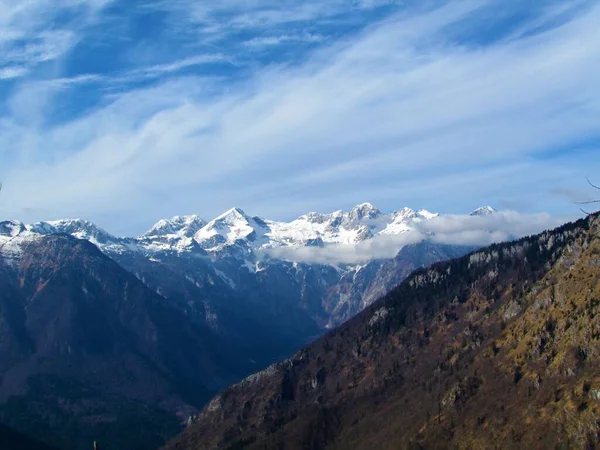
[164,211,600,450]
[0,203,491,448]
[1,202,493,327]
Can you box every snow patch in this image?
[214,269,236,289]
[369,306,390,326]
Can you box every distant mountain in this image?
[470,205,497,216]
[143,215,206,238]
[186,203,439,251]
[1,204,491,373]
[8,204,476,328]
[163,212,600,450]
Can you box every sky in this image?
[0,0,599,236]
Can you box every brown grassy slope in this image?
[163,212,600,450]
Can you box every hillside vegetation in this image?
[164,212,600,450]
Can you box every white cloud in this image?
[149,0,395,33]
[0,66,28,79]
[123,54,232,81]
[0,1,599,235]
[21,55,229,90]
[0,0,113,78]
[46,74,105,86]
[243,33,325,49]
[265,211,567,265]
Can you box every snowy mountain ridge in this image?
[144,215,206,238]
[0,204,494,264]
[191,202,445,252]
[0,204,494,334]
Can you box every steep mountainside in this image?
[323,241,476,327]
[164,212,600,450]
[0,232,257,450]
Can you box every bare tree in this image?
[576,177,600,214]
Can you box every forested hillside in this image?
[165,212,600,449]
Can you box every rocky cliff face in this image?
[164,212,600,450]
[323,241,476,327]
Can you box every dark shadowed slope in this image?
[164,212,600,450]
[0,423,57,450]
[0,233,257,450]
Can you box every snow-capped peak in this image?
[2,203,443,261]
[265,204,440,248]
[470,206,497,216]
[0,220,26,237]
[298,212,327,224]
[392,207,417,221]
[26,221,58,235]
[416,209,439,220]
[44,219,117,246]
[194,207,266,250]
[144,215,206,238]
[212,207,251,225]
[349,202,382,221]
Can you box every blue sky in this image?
[0,0,599,235]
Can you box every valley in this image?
[164,212,600,449]
[0,203,480,449]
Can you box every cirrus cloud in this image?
[0,0,598,236]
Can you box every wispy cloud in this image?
[30,54,230,90]
[0,1,599,235]
[0,0,114,79]
[144,0,400,51]
[0,66,28,80]
[47,74,105,87]
[120,54,233,83]
[149,0,395,29]
[243,33,326,49]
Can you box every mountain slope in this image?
[0,423,58,450]
[323,241,476,327]
[22,217,326,371]
[0,232,256,450]
[164,212,600,450]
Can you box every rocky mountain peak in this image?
[0,220,25,237]
[391,207,417,221]
[470,205,497,216]
[416,208,439,219]
[45,219,117,246]
[299,212,327,224]
[144,215,206,238]
[211,207,252,226]
[194,207,266,250]
[349,203,382,221]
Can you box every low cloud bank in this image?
[266,211,568,265]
